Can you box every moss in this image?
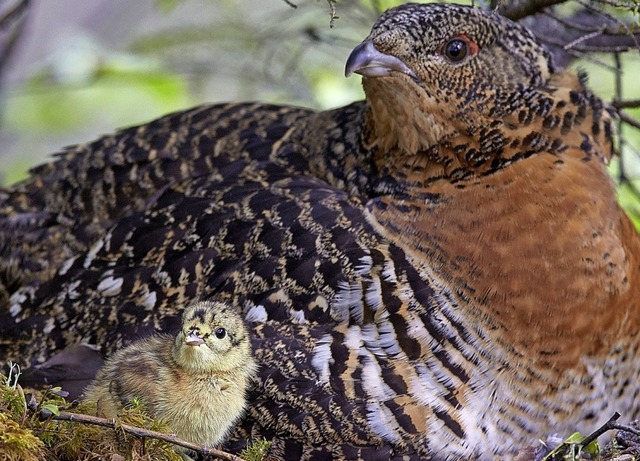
[0,368,46,461]
[49,401,183,461]
[0,368,182,461]
[0,366,270,461]
[240,439,271,461]
[0,412,46,461]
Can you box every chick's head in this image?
[172,301,253,373]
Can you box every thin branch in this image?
[618,142,640,200]
[535,35,620,70]
[615,52,624,159]
[568,43,639,52]
[613,99,640,109]
[538,32,639,55]
[0,0,29,28]
[611,423,640,437]
[595,0,640,7]
[327,0,338,28]
[48,410,247,461]
[620,111,640,131]
[563,29,605,50]
[496,0,566,21]
[579,412,621,449]
[576,0,640,38]
[543,11,640,36]
[0,0,30,76]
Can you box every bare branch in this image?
[579,412,621,450]
[495,0,566,21]
[543,11,640,37]
[49,410,247,461]
[534,35,619,70]
[0,0,30,77]
[614,52,625,160]
[619,111,640,131]
[611,423,640,437]
[612,99,640,109]
[563,29,605,50]
[569,43,640,52]
[595,0,640,7]
[489,0,640,68]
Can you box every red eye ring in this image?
[440,34,479,63]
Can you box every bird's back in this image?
[1,3,640,460]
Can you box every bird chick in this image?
[83,300,257,451]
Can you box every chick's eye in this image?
[443,38,467,62]
[215,327,226,339]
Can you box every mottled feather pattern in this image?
[1,3,639,460]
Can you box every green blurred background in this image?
[0,0,638,227]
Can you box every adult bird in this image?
[1,2,639,460]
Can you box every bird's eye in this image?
[443,38,467,62]
[215,327,226,339]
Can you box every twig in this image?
[564,43,639,52]
[535,35,619,70]
[595,0,640,7]
[0,0,30,78]
[495,0,566,21]
[619,111,640,131]
[615,52,624,159]
[576,0,640,45]
[613,99,640,109]
[579,412,621,449]
[327,0,338,28]
[543,11,640,36]
[563,29,605,50]
[49,410,247,461]
[611,423,640,437]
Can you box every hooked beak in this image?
[185,332,205,347]
[345,40,417,80]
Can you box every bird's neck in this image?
[172,341,219,373]
[364,71,614,187]
[362,75,458,154]
[364,71,640,369]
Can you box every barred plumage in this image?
[1,3,639,460]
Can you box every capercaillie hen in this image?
[1,2,639,460]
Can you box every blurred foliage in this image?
[0,38,193,185]
[0,0,638,227]
[7,58,190,134]
[574,54,640,228]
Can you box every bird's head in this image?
[173,301,253,373]
[346,2,555,154]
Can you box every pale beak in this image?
[185,332,205,346]
[345,40,417,80]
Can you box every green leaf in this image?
[40,404,60,416]
[563,431,584,444]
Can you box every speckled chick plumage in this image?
[1,3,639,460]
[82,301,257,448]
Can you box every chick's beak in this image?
[185,332,205,346]
[345,40,417,80]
